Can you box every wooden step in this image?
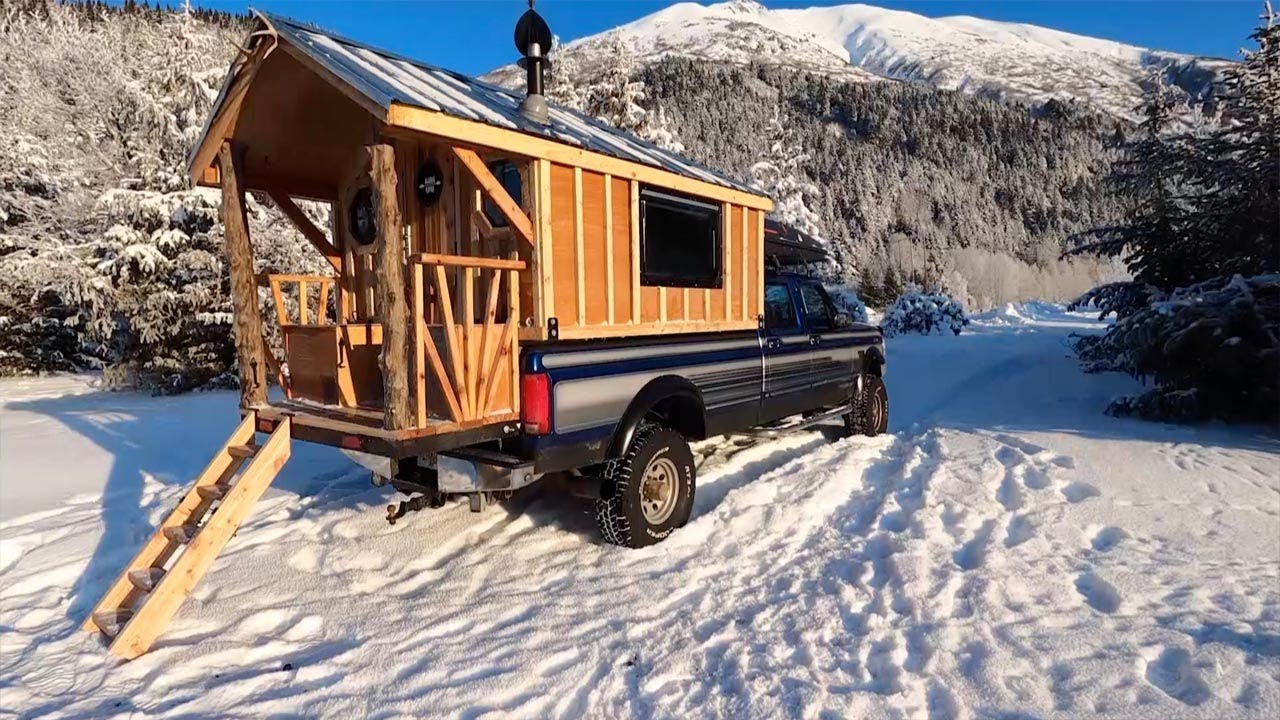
[83,415,293,660]
[91,609,133,639]
[162,525,199,545]
[227,444,258,459]
[127,567,166,593]
[196,484,229,501]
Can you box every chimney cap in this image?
[514,3,552,57]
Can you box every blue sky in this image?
[182,1,1263,75]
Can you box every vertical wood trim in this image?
[509,265,520,412]
[412,263,427,428]
[630,180,640,324]
[370,142,411,431]
[740,205,748,321]
[318,281,330,325]
[298,280,309,325]
[703,287,710,320]
[573,167,585,327]
[756,209,765,320]
[722,202,733,321]
[332,201,350,321]
[217,141,268,407]
[682,288,690,322]
[603,173,615,325]
[463,267,477,420]
[659,287,667,322]
[537,159,555,328]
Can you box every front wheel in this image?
[594,422,696,548]
[843,375,889,437]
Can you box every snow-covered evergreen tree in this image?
[546,35,588,112]
[587,35,648,134]
[748,107,824,239]
[1071,4,1280,422]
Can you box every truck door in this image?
[797,281,858,408]
[760,279,814,424]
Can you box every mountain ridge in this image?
[484,0,1228,119]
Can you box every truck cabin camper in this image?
[186,10,774,457]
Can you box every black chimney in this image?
[514,1,553,124]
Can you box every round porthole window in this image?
[348,187,377,246]
[416,159,444,208]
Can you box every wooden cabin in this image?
[188,12,774,457]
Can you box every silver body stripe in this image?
[554,357,760,433]
[548,333,883,434]
[540,338,759,369]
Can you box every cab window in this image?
[798,283,835,332]
[764,282,799,333]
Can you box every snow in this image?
[2,304,1278,718]
[495,1,1229,121]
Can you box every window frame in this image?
[638,187,724,289]
[798,282,837,333]
[481,159,524,229]
[763,281,802,334]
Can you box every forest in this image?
[1,0,1267,416]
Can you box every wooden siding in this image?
[535,162,760,339]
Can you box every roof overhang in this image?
[187,13,773,213]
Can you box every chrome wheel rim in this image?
[640,456,679,525]
[869,390,885,431]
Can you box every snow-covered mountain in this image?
[485,0,1228,119]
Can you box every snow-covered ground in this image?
[2,304,1277,718]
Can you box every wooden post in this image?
[218,141,268,408]
[370,142,412,431]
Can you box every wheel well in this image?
[863,350,884,377]
[645,393,707,441]
[608,377,708,458]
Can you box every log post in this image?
[218,141,269,408]
[370,142,412,431]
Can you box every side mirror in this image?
[834,312,853,329]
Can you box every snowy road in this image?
[1,304,1277,719]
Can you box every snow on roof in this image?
[260,12,759,196]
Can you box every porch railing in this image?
[265,274,337,327]
[411,253,525,428]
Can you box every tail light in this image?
[521,373,551,435]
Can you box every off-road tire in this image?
[854,375,889,436]
[594,422,696,548]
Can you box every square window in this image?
[639,188,722,288]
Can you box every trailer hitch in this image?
[385,493,444,525]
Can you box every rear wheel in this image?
[594,422,696,548]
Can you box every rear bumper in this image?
[436,447,538,493]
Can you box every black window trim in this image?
[764,281,801,334]
[638,186,724,289]
[799,281,837,332]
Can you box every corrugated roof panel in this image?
[261,12,759,196]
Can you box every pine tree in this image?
[587,35,647,134]
[858,265,883,307]
[546,36,588,112]
[749,107,823,239]
[882,266,903,303]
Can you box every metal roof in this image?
[259,12,760,196]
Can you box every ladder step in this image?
[127,567,166,592]
[227,444,258,459]
[196,484,229,501]
[162,525,199,545]
[92,609,133,639]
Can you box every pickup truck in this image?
[414,269,889,548]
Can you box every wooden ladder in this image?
[83,413,292,660]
